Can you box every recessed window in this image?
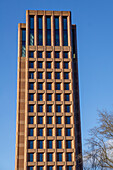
[47,105,52,112]
[37,153,43,162]
[55,83,60,90]
[65,94,70,101]
[47,140,52,149]
[56,94,61,101]
[66,128,71,136]
[38,116,43,124]
[46,62,51,69]
[37,105,43,112]
[47,116,52,124]
[38,16,43,46]
[57,140,62,148]
[28,116,34,124]
[27,166,33,170]
[64,62,69,69]
[63,52,68,58]
[28,153,33,162]
[66,153,72,161]
[47,153,53,162]
[47,166,53,170]
[46,17,51,46]
[38,72,43,79]
[65,116,71,124]
[38,128,43,136]
[54,17,59,46]
[47,83,52,90]
[64,72,69,79]
[29,94,34,101]
[28,140,33,149]
[66,140,71,148]
[57,166,62,170]
[29,82,34,90]
[37,166,43,170]
[65,105,70,112]
[38,82,43,90]
[29,72,34,79]
[47,128,52,136]
[67,166,72,170]
[22,29,26,57]
[29,16,34,46]
[57,128,62,136]
[56,116,61,124]
[63,17,68,46]
[47,94,52,101]
[64,83,69,90]
[29,61,34,68]
[38,61,43,68]
[38,51,43,58]
[29,51,34,58]
[29,105,34,112]
[57,153,62,161]
[55,72,60,79]
[37,140,43,149]
[46,72,51,79]
[46,52,51,58]
[55,52,60,58]
[55,62,60,69]
[56,105,61,112]
[28,128,33,136]
[38,93,43,101]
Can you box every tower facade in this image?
[15,10,82,170]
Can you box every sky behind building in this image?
[0,0,113,169]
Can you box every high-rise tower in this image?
[15,10,82,170]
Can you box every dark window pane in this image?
[65,94,70,101]
[28,140,33,149]
[37,140,43,149]
[47,62,51,68]
[57,128,62,136]
[38,94,43,101]
[38,116,43,124]
[37,166,43,170]
[63,17,68,46]
[29,62,34,68]
[57,153,62,161]
[56,116,61,124]
[56,105,61,112]
[47,116,52,124]
[28,166,33,170]
[28,128,33,136]
[66,128,71,136]
[38,62,43,68]
[56,83,60,90]
[47,83,52,90]
[55,52,59,58]
[47,153,52,161]
[38,83,43,90]
[38,52,42,58]
[64,73,69,79]
[37,105,43,112]
[64,83,69,90]
[29,105,34,112]
[47,140,52,149]
[28,116,34,124]
[29,72,34,79]
[64,62,68,69]
[28,153,33,162]
[22,29,26,57]
[57,140,62,148]
[29,51,34,58]
[47,105,52,112]
[29,83,34,90]
[38,72,43,79]
[29,94,34,101]
[55,72,60,79]
[47,94,52,101]
[65,105,70,112]
[38,16,43,45]
[46,17,51,46]
[55,62,60,69]
[63,52,68,58]
[46,52,51,58]
[56,94,61,101]
[47,128,52,136]
[38,153,43,162]
[29,16,34,45]
[47,72,51,79]
[55,17,59,46]
[65,116,70,124]
[66,140,71,148]
[66,153,72,161]
[38,128,43,136]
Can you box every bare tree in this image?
[83,111,113,169]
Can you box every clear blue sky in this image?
[0,0,113,169]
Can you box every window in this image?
[66,140,71,148]
[38,153,43,162]
[47,166,53,170]
[56,83,60,90]
[46,17,51,46]
[29,94,34,101]
[46,52,51,58]
[57,153,62,161]
[22,29,26,57]
[65,116,70,124]
[46,72,51,79]
[46,62,51,69]
[66,128,71,136]
[47,94,52,101]
[55,62,60,69]
[28,116,34,124]
[38,94,43,101]
[37,105,43,112]
[47,153,52,161]
[47,105,52,112]
[29,16,34,45]
[55,52,59,58]
[28,140,33,149]
[64,83,69,90]
[64,62,69,69]
[38,116,43,124]
[37,167,43,170]
[56,105,61,112]
[38,82,43,90]
[29,72,34,79]
[38,51,42,58]
[63,52,68,58]
[29,51,34,58]
[67,166,72,170]
[47,140,52,149]
[28,153,33,162]
[27,166,33,170]
[66,153,72,161]
[57,140,62,149]
[47,128,52,136]
[47,83,52,90]
[64,72,69,79]
[55,72,60,79]
[56,94,61,101]
[54,17,59,46]
[56,116,61,124]
[63,17,68,46]
[37,140,43,149]
[47,116,52,124]
[29,105,34,112]
[38,16,43,45]
[28,128,33,136]
[65,105,70,112]
[65,94,70,101]
[29,82,34,90]
[29,61,34,68]
[38,128,43,136]
[57,128,62,136]
[38,72,43,79]
[57,166,62,170]
[38,61,43,68]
